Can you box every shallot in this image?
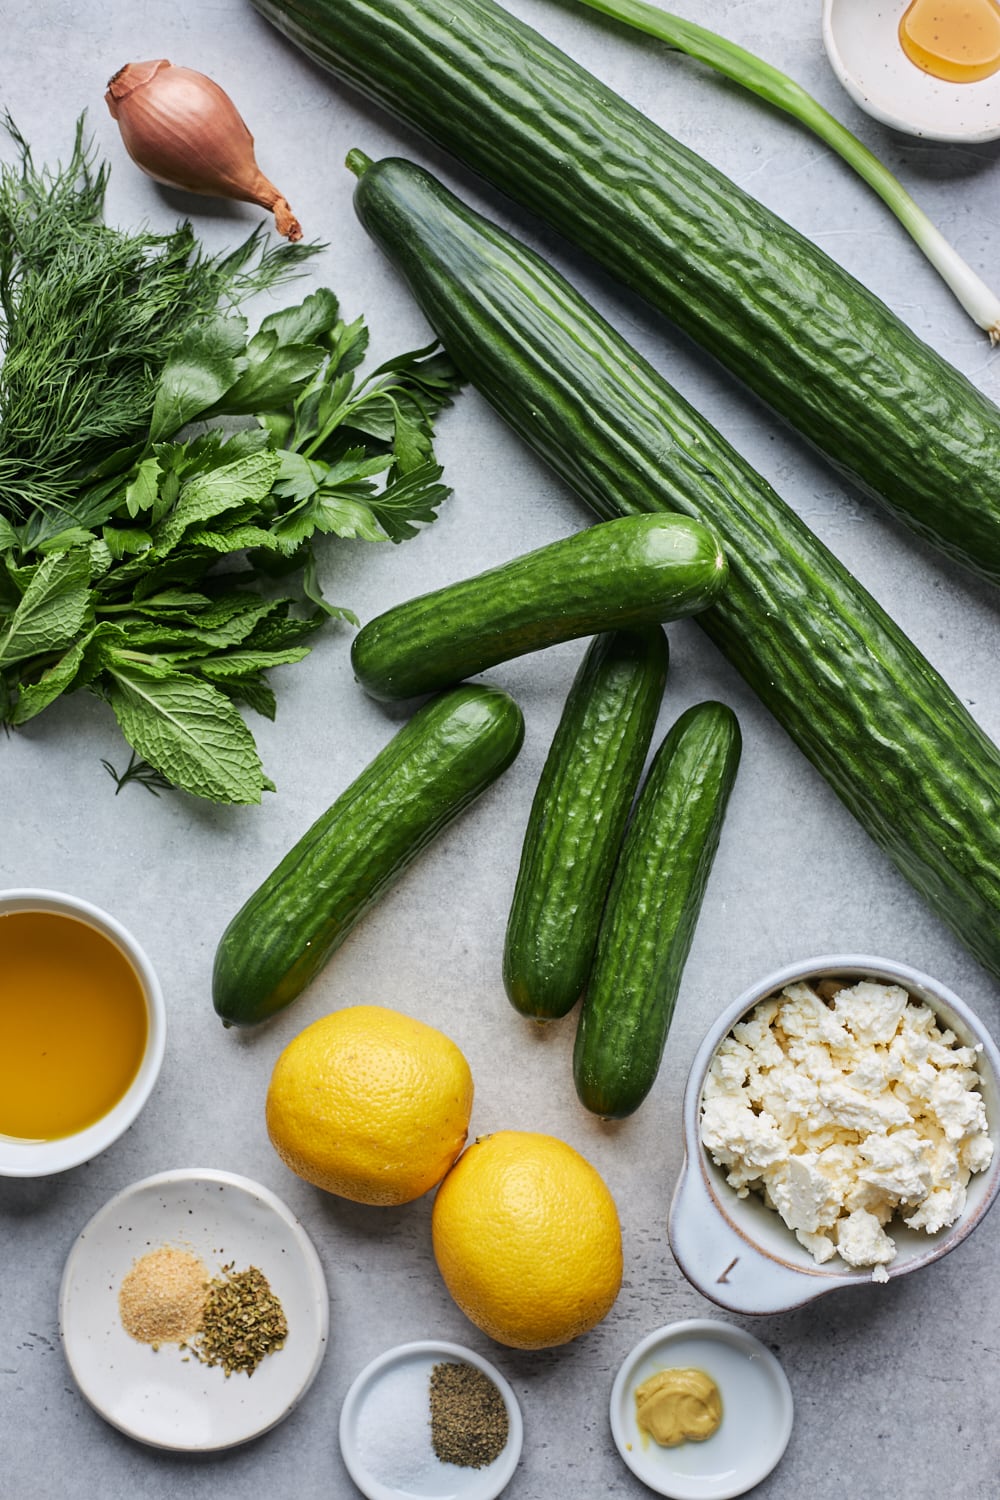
[105,60,302,241]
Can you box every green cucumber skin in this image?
[344,156,1000,983]
[503,627,668,1022]
[255,0,1000,586]
[573,701,742,1120]
[212,684,524,1026]
[350,513,725,702]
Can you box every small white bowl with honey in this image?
[0,889,165,1176]
[823,0,1000,142]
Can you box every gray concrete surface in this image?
[2,0,1000,1495]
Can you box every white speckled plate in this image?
[610,1320,793,1500]
[823,0,1000,141]
[339,1340,523,1500]
[59,1168,329,1450]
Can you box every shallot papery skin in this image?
[105,60,303,241]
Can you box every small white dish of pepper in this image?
[339,1339,523,1499]
[58,1167,329,1450]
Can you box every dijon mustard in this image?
[634,1367,722,1447]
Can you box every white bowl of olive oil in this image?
[823,0,1000,141]
[0,889,166,1176]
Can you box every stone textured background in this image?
[3,1,999,1495]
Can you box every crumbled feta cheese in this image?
[817,1078,912,1134]
[857,1129,933,1203]
[701,1037,753,1099]
[904,1184,966,1235]
[700,979,994,1271]
[929,1071,989,1142]
[962,1133,995,1175]
[832,980,909,1046]
[795,1228,837,1263]
[700,1096,789,1192]
[836,1208,896,1268]
[768,1153,842,1234]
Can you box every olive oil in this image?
[0,909,148,1141]
[899,0,1000,84]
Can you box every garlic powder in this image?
[700,979,994,1278]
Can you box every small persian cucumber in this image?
[503,627,669,1021]
[573,700,742,1119]
[212,683,524,1026]
[349,512,726,701]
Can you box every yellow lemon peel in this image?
[266,1004,473,1205]
[431,1129,622,1349]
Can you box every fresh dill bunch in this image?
[0,114,315,520]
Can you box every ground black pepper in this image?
[429,1361,509,1468]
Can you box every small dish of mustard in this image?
[609,1320,792,1499]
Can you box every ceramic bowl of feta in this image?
[668,955,1000,1314]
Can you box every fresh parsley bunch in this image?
[0,123,460,804]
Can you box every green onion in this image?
[573,0,1000,340]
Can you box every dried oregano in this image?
[187,1263,288,1377]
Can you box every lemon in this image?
[431,1129,623,1349]
[265,1005,474,1205]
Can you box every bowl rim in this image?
[682,953,1000,1287]
[0,887,166,1177]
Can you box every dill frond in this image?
[0,115,316,522]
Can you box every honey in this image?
[899,0,1000,84]
[0,909,148,1141]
